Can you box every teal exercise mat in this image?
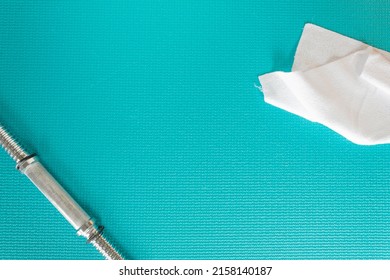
[1,1,390,259]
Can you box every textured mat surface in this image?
[0,1,390,259]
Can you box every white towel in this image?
[259,24,390,145]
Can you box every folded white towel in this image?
[259,24,390,145]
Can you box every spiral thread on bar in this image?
[89,228,124,260]
[0,124,28,163]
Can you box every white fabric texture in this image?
[259,24,390,145]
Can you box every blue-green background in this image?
[1,1,390,260]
